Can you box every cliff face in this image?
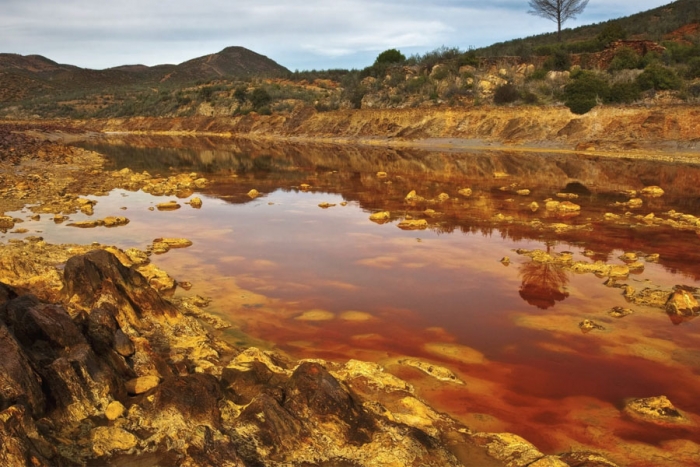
[78,104,700,152]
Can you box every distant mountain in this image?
[0,47,289,103]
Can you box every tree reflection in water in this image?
[518,244,570,309]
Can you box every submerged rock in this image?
[579,319,605,333]
[156,201,181,211]
[624,395,688,424]
[398,219,428,230]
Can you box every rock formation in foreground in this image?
[0,246,623,466]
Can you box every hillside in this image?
[477,0,700,57]
[0,46,289,104]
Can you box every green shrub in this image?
[636,64,682,91]
[596,23,627,47]
[493,84,520,105]
[234,86,248,103]
[431,67,449,81]
[375,49,406,65]
[527,68,548,81]
[687,57,700,79]
[250,88,272,109]
[522,91,539,105]
[563,71,610,114]
[608,47,642,72]
[606,81,642,103]
[544,49,572,71]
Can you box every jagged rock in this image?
[0,321,46,417]
[150,374,222,427]
[0,405,57,467]
[63,249,179,326]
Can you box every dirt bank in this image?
[57,104,700,156]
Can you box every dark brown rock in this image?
[114,329,135,357]
[0,322,46,417]
[234,392,304,463]
[85,305,119,355]
[63,249,178,327]
[283,362,376,445]
[222,360,289,405]
[0,405,59,467]
[151,374,223,428]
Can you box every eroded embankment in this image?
[65,104,700,154]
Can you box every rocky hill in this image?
[0,47,289,104]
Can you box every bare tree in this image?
[528,0,590,42]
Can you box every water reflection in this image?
[519,263,570,310]
[64,135,700,466]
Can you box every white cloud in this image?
[0,0,676,70]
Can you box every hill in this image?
[477,0,700,57]
[0,46,289,103]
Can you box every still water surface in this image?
[9,136,700,465]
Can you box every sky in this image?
[0,0,675,71]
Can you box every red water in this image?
[11,137,698,466]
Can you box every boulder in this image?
[0,322,46,417]
[63,249,179,326]
[665,289,700,317]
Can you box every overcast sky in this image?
[1,0,674,71]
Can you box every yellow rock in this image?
[318,202,336,209]
[397,219,428,230]
[369,211,390,222]
[458,188,473,197]
[300,183,311,190]
[399,358,464,384]
[103,216,129,227]
[516,189,531,196]
[153,238,193,248]
[436,193,450,202]
[641,186,664,197]
[105,401,126,421]
[529,202,539,212]
[125,376,160,395]
[91,426,138,456]
[377,171,388,178]
[247,189,260,198]
[156,201,180,211]
[188,197,203,208]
